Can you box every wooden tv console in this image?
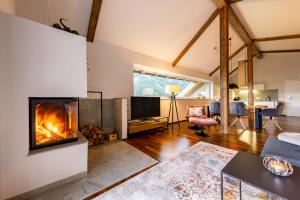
[128,117,168,135]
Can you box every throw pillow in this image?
[189,107,203,117]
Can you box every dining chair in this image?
[209,101,221,122]
[230,102,249,129]
[261,102,285,130]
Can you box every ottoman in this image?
[189,117,218,137]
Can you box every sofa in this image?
[261,136,300,167]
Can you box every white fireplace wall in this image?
[0,11,87,199]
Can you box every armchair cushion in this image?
[189,117,217,126]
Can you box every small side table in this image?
[221,152,300,200]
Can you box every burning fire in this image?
[35,103,76,144]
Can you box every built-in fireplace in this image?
[29,97,79,150]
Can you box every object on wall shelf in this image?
[52,18,79,35]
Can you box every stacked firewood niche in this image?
[81,125,104,146]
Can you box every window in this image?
[133,71,212,98]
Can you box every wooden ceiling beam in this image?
[260,49,300,54]
[227,6,262,58]
[212,1,262,58]
[229,66,238,75]
[171,0,244,67]
[87,0,103,42]
[213,0,243,7]
[209,44,246,76]
[172,9,219,67]
[253,34,300,42]
[213,0,227,8]
[229,0,243,3]
[247,44,254,107]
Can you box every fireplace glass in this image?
[29,97,78,150]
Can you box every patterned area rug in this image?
[93,142,237,200]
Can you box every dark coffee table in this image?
[221,152,300,200]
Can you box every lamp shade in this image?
[229,83,239,89]
[166,85,181,94]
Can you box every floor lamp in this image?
[166,85,181,129]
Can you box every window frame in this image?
[133,66,213,99]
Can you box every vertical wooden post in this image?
[247,43,254,127]
[247,44,254,105]
[220,4,230,134]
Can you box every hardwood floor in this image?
[125,117,300,162]
[86,117,300,199]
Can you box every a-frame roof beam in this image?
[260,49,300,54]
[172,0,244,67]
[172,9,220,67]
[229,0,243,4]
[209,44,246,76]
[253,34,300,42]
[87,0,103,42]
[227,6,262,58]
[212,0,262,59]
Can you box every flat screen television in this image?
[131,97,160,120]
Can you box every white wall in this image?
[14,0,92,37]
[47,0,92,37]
[15,0,48,24]
[87,40,217,99]
[284,80,300,116]
[161,98,210,122]
[0,0,15,14]
[253,53,300,116]
[253,53,300,101]
[0,12,87,199]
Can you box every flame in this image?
[35,103,76,145]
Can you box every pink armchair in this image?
[186,106,207,121]
[186,105,217,137]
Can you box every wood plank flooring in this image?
[87,116,300,199]
[125,117,300,162]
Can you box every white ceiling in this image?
[232,0,300,38]
[179,19,245,73]
[96,0,248,73]
[96,0,218,67]
[257,39,300,51]
[95,0,300,74]
[13,0,300,74]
